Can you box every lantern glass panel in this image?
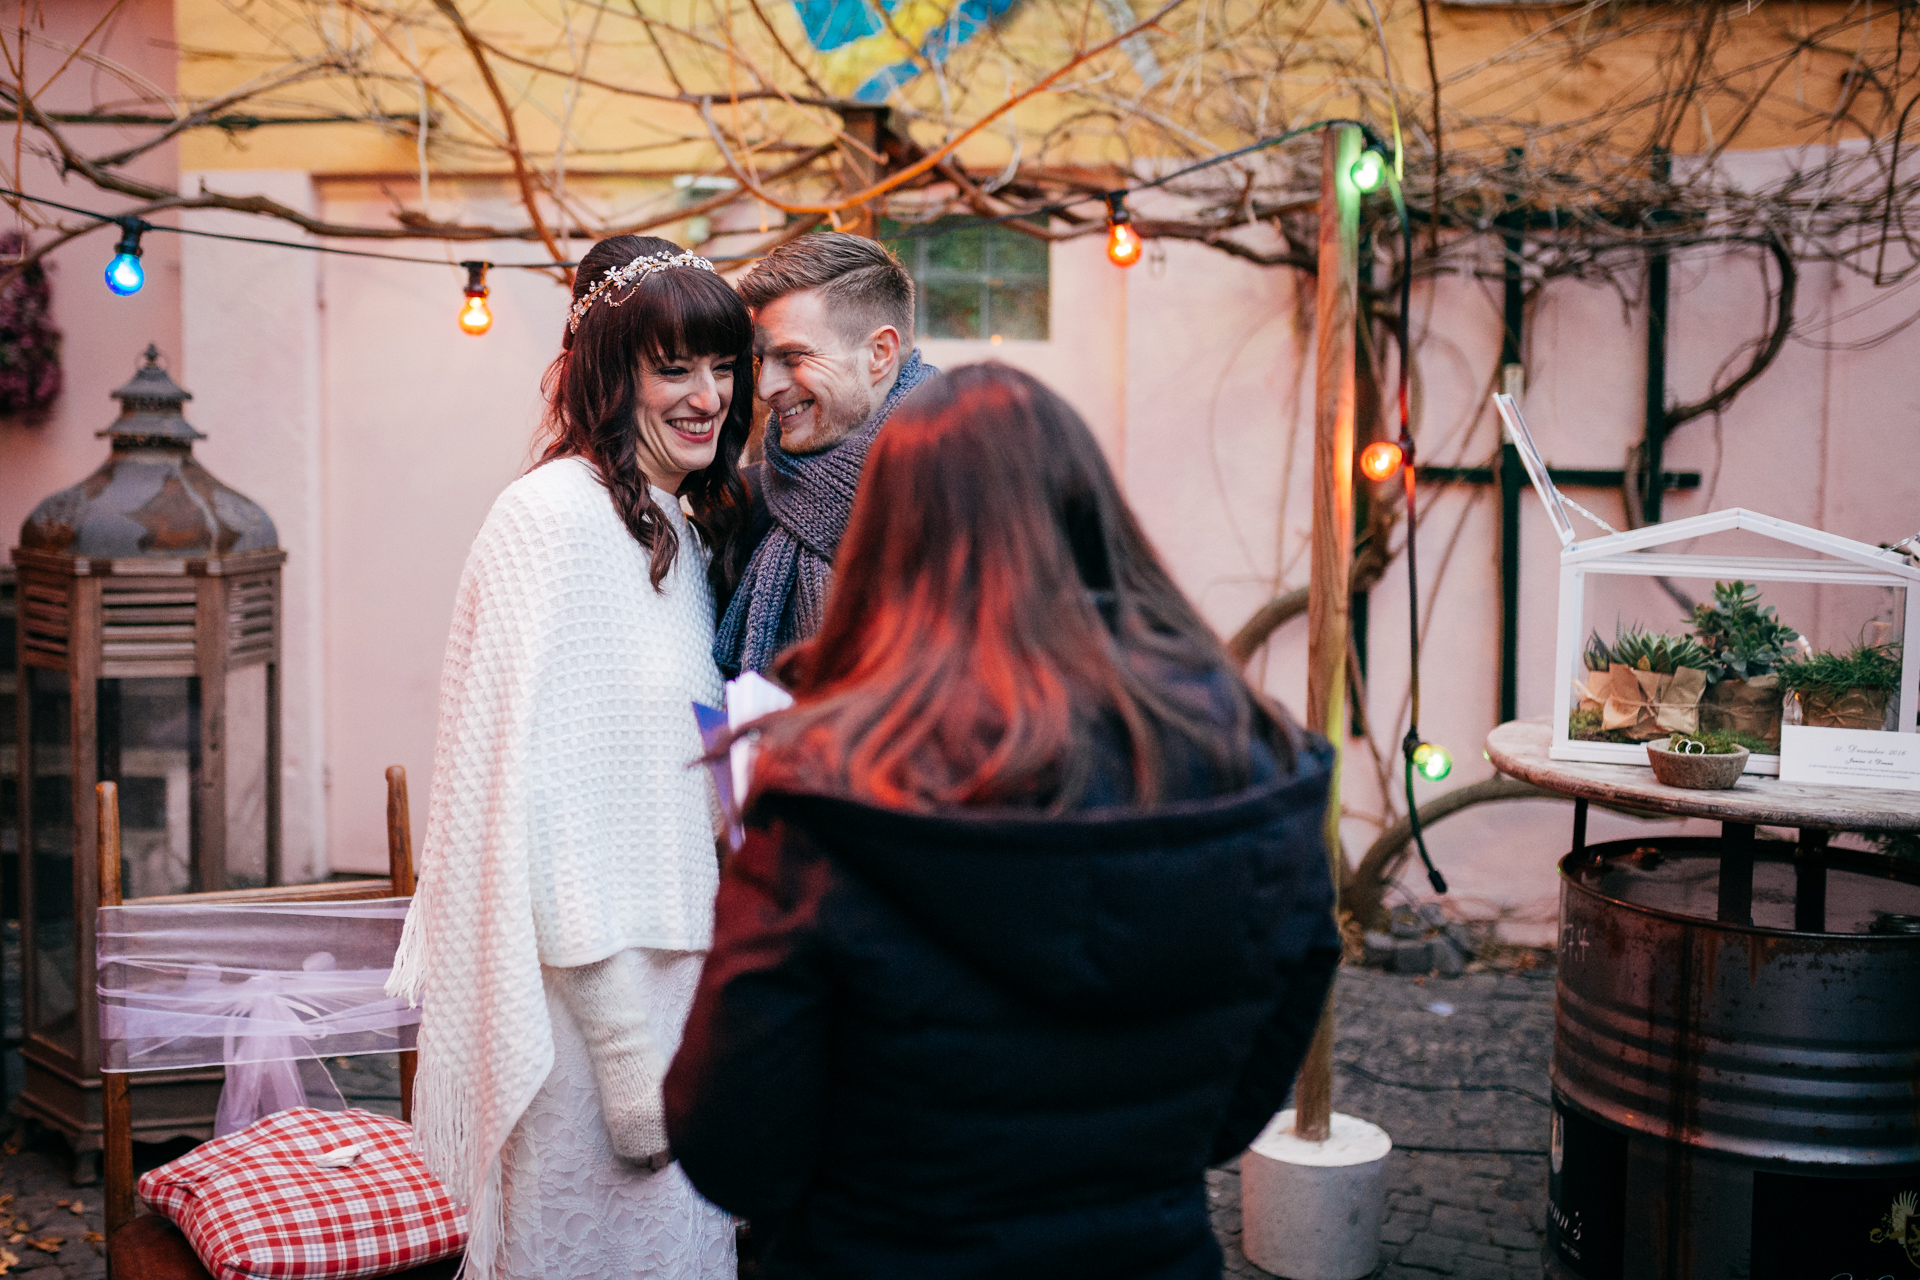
[97,676,199,900]
[225,664,269,889]
[26,667,76,1051]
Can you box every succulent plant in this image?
[1584,631,1613,673]
[1689,580,1800,684]
[1608,626,1710,675]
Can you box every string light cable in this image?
[881,117,1392,249]
[3,115,1391,325]
[1379,154,1451,897]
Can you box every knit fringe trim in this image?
[410,1040,503,1280]
[386,874,434,1007]
[451,1155,505,1280]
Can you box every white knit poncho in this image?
[388,457,724,1276]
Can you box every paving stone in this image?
[1396,1236,1465,1271]
[1211,964,1552,1278]
[1446,1259,1515,1280]
[1428,1204,1493,1242]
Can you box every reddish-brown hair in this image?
[541,234,754,597]
[751,363,1263,811]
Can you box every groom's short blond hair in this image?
[738,232,915,348]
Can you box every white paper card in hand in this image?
[725,673,795,831]
[1779,725,1920,791]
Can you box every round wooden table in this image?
[1486,718,1920,928]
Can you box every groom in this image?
[715,232,936,677]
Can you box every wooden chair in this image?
[101,766,459,1280]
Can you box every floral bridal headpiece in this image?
[568,250,717,334]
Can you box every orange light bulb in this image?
[1359,440,1404,482]
[459,291,493,336]
[1107,220,1142,268]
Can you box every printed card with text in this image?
[1778,725,1920,791]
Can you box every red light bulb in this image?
[1360,440,1404,482]
[1107,219,1142,268]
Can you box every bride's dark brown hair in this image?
[540,235,754,597]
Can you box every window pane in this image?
[226,664,269,889]
[99,676,199,899]
[992,228,1049,276]
[888,217,1050,341]
[925,281,983,340]
[987,283,1048,341]
[925,226,985,273]
[27,667,76,1051]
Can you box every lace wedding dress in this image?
[493,948,736,1279]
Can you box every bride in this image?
[390,235,751,1278]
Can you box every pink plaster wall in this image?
[0,0,182,543]
[305,161,1915,915]
[313,198,559,870]
[179,173,328,882]
[17,134,1906,919]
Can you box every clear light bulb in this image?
[459,291,493,336]
[1359,440,1404,482]
[1350,149,1388,194]
[1107,220,1142,268]
[105,251,144,296]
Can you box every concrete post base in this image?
[1240,1109,1392,1280]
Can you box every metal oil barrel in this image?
[1546,835,1920,1280]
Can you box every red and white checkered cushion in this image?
[138,1107,466,1280]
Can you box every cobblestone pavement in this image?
[0,961,1551,1279]
[1212,964,1557,1280]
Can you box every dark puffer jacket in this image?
[665,708,1339,1280]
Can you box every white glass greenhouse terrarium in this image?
[1495,394,1920,776]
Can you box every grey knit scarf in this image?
[714,349,936,675]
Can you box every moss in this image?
[1569,708,1641,744]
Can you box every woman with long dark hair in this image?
[664,364,1341,1279]
[391,236,750,1279]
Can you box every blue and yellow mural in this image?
[795,0,1021,103]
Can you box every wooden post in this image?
[98,782,136,1242]
[386,766,420,1124]
[1293,123,1361,1144]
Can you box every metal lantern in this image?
[9,345,283,1172]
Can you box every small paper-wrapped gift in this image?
[1700,674,1783,751]
[1600,663,1707,739]
[1798,686,1893,731]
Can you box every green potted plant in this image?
[1689,580,1799,752]
[1780,642,1902,730]
[1571,627,1712,742]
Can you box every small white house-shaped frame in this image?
[1494,394,1920,775]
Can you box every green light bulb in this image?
[1412,742,1453,781]
[1349,149,1387,194]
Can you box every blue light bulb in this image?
[105,251,145,296]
